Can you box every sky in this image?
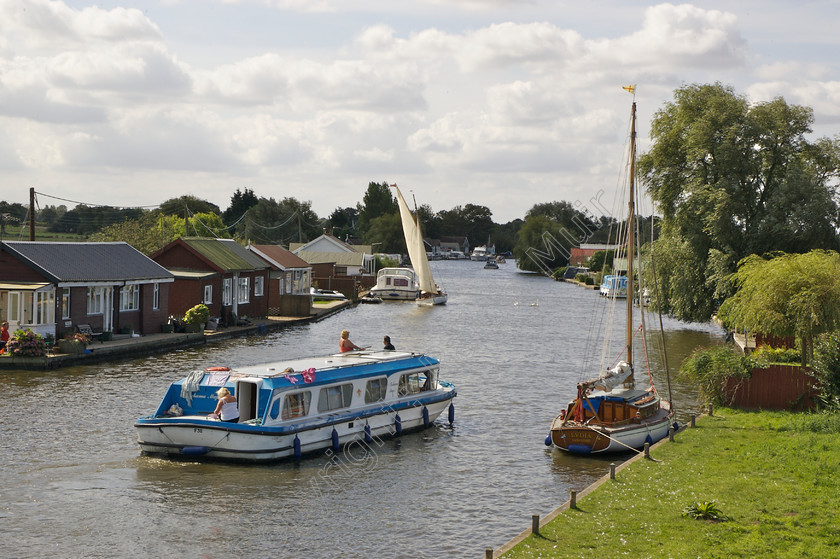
[1,0,839,224]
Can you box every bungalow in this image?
[569,243,620,267]
[0,241,174,338]
[290,234,375,276]
[246,244,312,317]
[152,237,270,324]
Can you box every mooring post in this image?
[610,462,616,480]
[532,514,540,535]
[485,548,493,559]
[644,442,650,459]
[669,426,675,442]
[691,413,696,428]
[708,403,714,416]
[570,489,577,509]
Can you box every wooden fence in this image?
[724,364,818,411]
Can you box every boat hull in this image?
[369,288,418,301]
[137,392,455,463]
[417,293,447,306]
[550,407,674,454]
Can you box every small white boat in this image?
[484,260,499,270]
[369,267,419,300]
[310,287,347,301]
[599,275,627,298]
[135,350,456,462]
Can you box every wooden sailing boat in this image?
[549,97,674,454]
[391,184,448,305]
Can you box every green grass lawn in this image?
[504,409,840,558]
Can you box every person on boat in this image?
[213,387,239,423]
[0,321,9,354]
[383,336,395,350]
[339,329,363,353]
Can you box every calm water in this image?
[0,261,722,558]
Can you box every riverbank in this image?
[0,299,353,370]
[495,409,840,558]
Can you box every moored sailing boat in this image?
[391,184,447,305]
[549,94,674,454]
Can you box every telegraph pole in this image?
[29,187,35,241]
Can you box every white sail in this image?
[393,185,437,294]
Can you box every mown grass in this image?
[503,409,840,558]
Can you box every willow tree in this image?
[716,250,840,365]
[639,83,840,321]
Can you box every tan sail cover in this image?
[392,185,436,294]
[591,362,633,392]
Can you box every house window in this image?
[120,285,139,311]
[87,287,104,315]
[34,290,55,325]
[317,383,353,413]
[254,276,264,297]
[238,277,250,304]
[364,378,388,403]
[223,278,232,306]
[61,288,71,319]
[153,284,160,310]
[292,269,309,295]
[204,285,213,305]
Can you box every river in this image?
[0,260,723,558]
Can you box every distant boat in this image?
[549,97,674,454]
[599,275,628,298]
[310,287,347,301]
[391,184,447,306]
[369,267,419,301]
[484,259,499,269]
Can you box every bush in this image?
[6,328,48,357]
[584,276,594,285]
[552,267,566,280]
[679,344,755,406]
[184,303,210,326]
[753,345,801,364]
[811,331,840,410]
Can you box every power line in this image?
[35,190,161,209]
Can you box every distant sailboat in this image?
[391,184,448,306]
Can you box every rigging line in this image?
[245,210,299,230]
[35,190,160,209]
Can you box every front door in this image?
[7,291,23,330]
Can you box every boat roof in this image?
[185,350,439,390]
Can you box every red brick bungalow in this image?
[152,237,270,325]
[0,241,173,338]
[246,244,312,317]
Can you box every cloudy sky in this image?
[2,0,838,224]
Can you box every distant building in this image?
[569,243,619,267]
[290,234,375,276]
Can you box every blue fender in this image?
[293,434,301,460]
[422,406,430,428]
[364,424,372,444]
[394,414,402,436]
[331,428,340,451]
[448,403,455,425]
[544,435,552,446]
[182,446,209,455]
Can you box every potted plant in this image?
[58,332,89,354]
[184,303,210,333]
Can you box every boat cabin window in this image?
[365,378,387,403]
[317,383,353,413]
[394,278,409,287]
[282,391,312,420]
[398,373,422,396]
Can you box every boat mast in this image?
[626,102,636,370]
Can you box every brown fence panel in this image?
[725,364,817,411]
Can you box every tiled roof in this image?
[2,241,174,282]
[180,238,269,272]
[247,244,311,270]
[294,251,367,266]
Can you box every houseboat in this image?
[368,267,419,300]
[135,350,456,462]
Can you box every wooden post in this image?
[485,548,494,559]
[691,413,696,428]
[29,187,35,241]
[610,462,616,480]
[532,514,540,535]
[668,426,675,442]
[644,442,650,459]
[708,403,714,416]
[570,489,577,509]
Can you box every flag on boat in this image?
[623,85,636,94]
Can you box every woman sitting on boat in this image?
[213,387,239,423]
[340,329,363,353]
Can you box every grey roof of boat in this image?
[230,350,427,378]
[2,241,175,282]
